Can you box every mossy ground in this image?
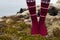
[0,16,60,40]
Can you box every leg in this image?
[26,0,39,34]
[39,0,50,36]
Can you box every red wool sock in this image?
[26,0,39,34]
[39,0,50,36]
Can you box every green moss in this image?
[0,20,60,40]
[0,36,11,40]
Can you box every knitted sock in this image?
[39,0,50,36]
[26,0,39,34]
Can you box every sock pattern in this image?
[39,0,50,36]
[26,0,39,34]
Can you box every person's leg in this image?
[39,0,50,36]
[26,0,39,34]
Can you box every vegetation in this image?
[0,19,60,40]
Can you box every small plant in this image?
[0,36,11,40]
[53,28,60,38]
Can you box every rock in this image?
[0,23,4,28]
[6,18,14,24]
[0,18,4,22]
[48,6,58,16]
[22,10,29,15]
[24,19,31,24]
